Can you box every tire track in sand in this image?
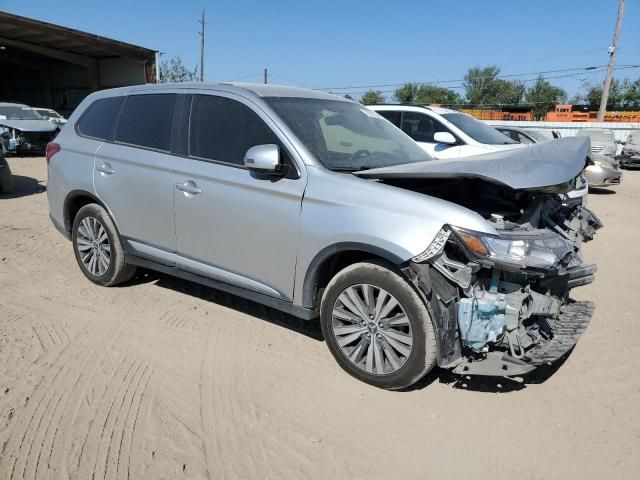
[3,313,130,480]
[199,321,275,480]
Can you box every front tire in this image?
[72,203,136,286]
[320,261,437,390]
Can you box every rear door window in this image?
[115,94,177,151]
[76,97,124,140]
[400,112,451,143]
[377,110,402,128]
[189,95,279,165]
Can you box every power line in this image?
[317,64,631,91]
[325,65,640,96]
[313,48,609,87]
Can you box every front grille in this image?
[590,145,604,153]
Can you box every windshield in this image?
[0,106,44,120]
[441,112,517,145]
[263,97,431,171]
[577,130,614,142]
[36,109,62,119]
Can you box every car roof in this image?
[369,104,459,115]
[0,102,29,108]
[92,82,345,102]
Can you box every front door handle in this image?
[175,181,202,195]
[96,163,115,175]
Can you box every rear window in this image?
[76,97,123,140]
[115,94,177,151]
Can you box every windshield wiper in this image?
[330,166,372,172]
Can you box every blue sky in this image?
[2,0,639,99]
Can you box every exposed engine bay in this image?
[405,184,599,376]
[357,137,600,376]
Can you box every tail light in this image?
[46,142,61,164]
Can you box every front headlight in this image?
[451,227,573,270]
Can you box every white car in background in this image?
[372,105,588,201]
[369,105,521,159]
[34,107,67,125]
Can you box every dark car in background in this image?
[0,102,60,155]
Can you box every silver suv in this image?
[47,83,600,390]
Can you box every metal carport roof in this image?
[0,11,156,62]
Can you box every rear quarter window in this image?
[76,97,124,140]
[115,94,177,151]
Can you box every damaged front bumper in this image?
[406,203,600,378]
[0,127,58,154]
[452,300,594,377]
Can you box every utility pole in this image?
[198,7,205,82]
[263,68,268,84]
[598,0,625,121]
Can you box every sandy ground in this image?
[0,156,638,480]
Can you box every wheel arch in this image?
[301,242,406,309]
[63,189,111,233]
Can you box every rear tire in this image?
[320,260,437,390]
[72,203,136,286]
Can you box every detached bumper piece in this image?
[526,301,594,365]
[453,300,594,377]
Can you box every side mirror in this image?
[243,144,282,175]
[433,131,457,145]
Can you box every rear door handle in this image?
[175,181,202,195]
[96,163,115,175]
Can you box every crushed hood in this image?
[0,119,59,133]
[355,137,589,190]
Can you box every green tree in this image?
[159,56,198,83]
[621,78,640,107]
[585,79,623,108]
[394,83,419,103]
[360,90,385,105]
[394,83,462,105]
[463,65,525,105]
[525,75,567,118]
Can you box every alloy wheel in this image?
[76,216,111,277]
[331,284,413,375]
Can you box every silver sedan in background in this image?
[495,125,622,189]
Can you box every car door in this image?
[93,93,178,262]
[172,93,306,301]
[399,112,461,159]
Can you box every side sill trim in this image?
[126,254,318,321]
